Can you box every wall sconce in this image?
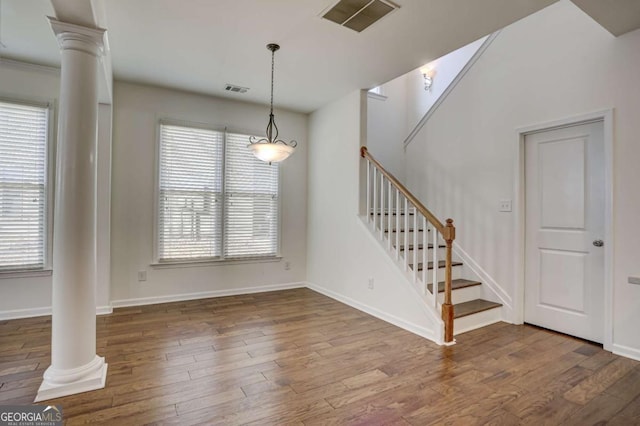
[420,66,436,91]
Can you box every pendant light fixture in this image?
[248,43,297,163]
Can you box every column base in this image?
[35,355,107,402]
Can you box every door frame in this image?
[513,109,614,351]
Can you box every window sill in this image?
[0,269,53,279]
[150,256,282,269]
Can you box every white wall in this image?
[404,36,487,136]
[367,78,408,181]
[0,61,112,318]
[96,104,112,310]
[110,82,307,304]
[405,1,640,358]
[307,90,439,341]
[366,37,486,182]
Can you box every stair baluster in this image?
[379,174,385,240]
[366,161,371,224]
[387,180,393,251]
[395,189,401,261]
[372,167,377,231]
[403,197,409,272]
[422,216,428,295]
[412,210,418,283]
[431,221,438,309]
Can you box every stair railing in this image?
[360,146,456,343]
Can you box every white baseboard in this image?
[0,306,52,321]
[612,343,640,362]
[111,282,306,308]
[307,282,437,343]
[96,306,113,315]
[0,306,114,321]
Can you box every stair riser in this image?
[386,229,427,242]
[398,247,447,260]
[378,220,431,232]
[453,307,502,336]
[369,209,416,217]
[433,285,481,305]
[407,264,462,283]
[385,223,423,232]
[368,220,427,238]
[368,212,429,231]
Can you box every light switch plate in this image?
[629,276,640,285]
[499,199,512,212]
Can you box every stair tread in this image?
[454,299,502,318]
[395,243,446,251]
[371,212,415,216]
[409,260,463,271]
[427,278,481,294]
[385,228,426,233]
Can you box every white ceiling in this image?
[571,0,640,37]
[0,0,59,66]
[1,0,562,113]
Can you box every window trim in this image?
[0,95,56,277]
[153,117,283,266]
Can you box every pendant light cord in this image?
[269,47,275,116]
[248,43,297,150]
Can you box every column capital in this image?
[48,17,106,57]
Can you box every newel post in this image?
[442,218,456,343]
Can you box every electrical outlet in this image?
[499,199,512,212]
[368,278,374,290]
[284,261,291,271]
[137,270,147,282]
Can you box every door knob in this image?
[593,240,604,247]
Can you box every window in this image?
[158,124,224,260]
[157,123,279,262]
[367,86,387,101]
[224,132,279,258]
[0,100,50,271]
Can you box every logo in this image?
[0,405,63,426]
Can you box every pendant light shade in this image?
[249,142,295,163]
[248,43,297,163]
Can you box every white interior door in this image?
[524,120,604,343]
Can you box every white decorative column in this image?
[36,18,108,402]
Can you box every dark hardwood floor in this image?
[1,288,639,425]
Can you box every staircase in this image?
[361,147,502,343]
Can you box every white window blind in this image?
[157,124,280,262]
[158,124,224,261]
[224,133,279,258]
[0,101,49,270]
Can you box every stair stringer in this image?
[358,216,446,345]
[453,242,513,323]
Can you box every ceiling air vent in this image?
[322,0,398,33]
[225,84,249,94]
